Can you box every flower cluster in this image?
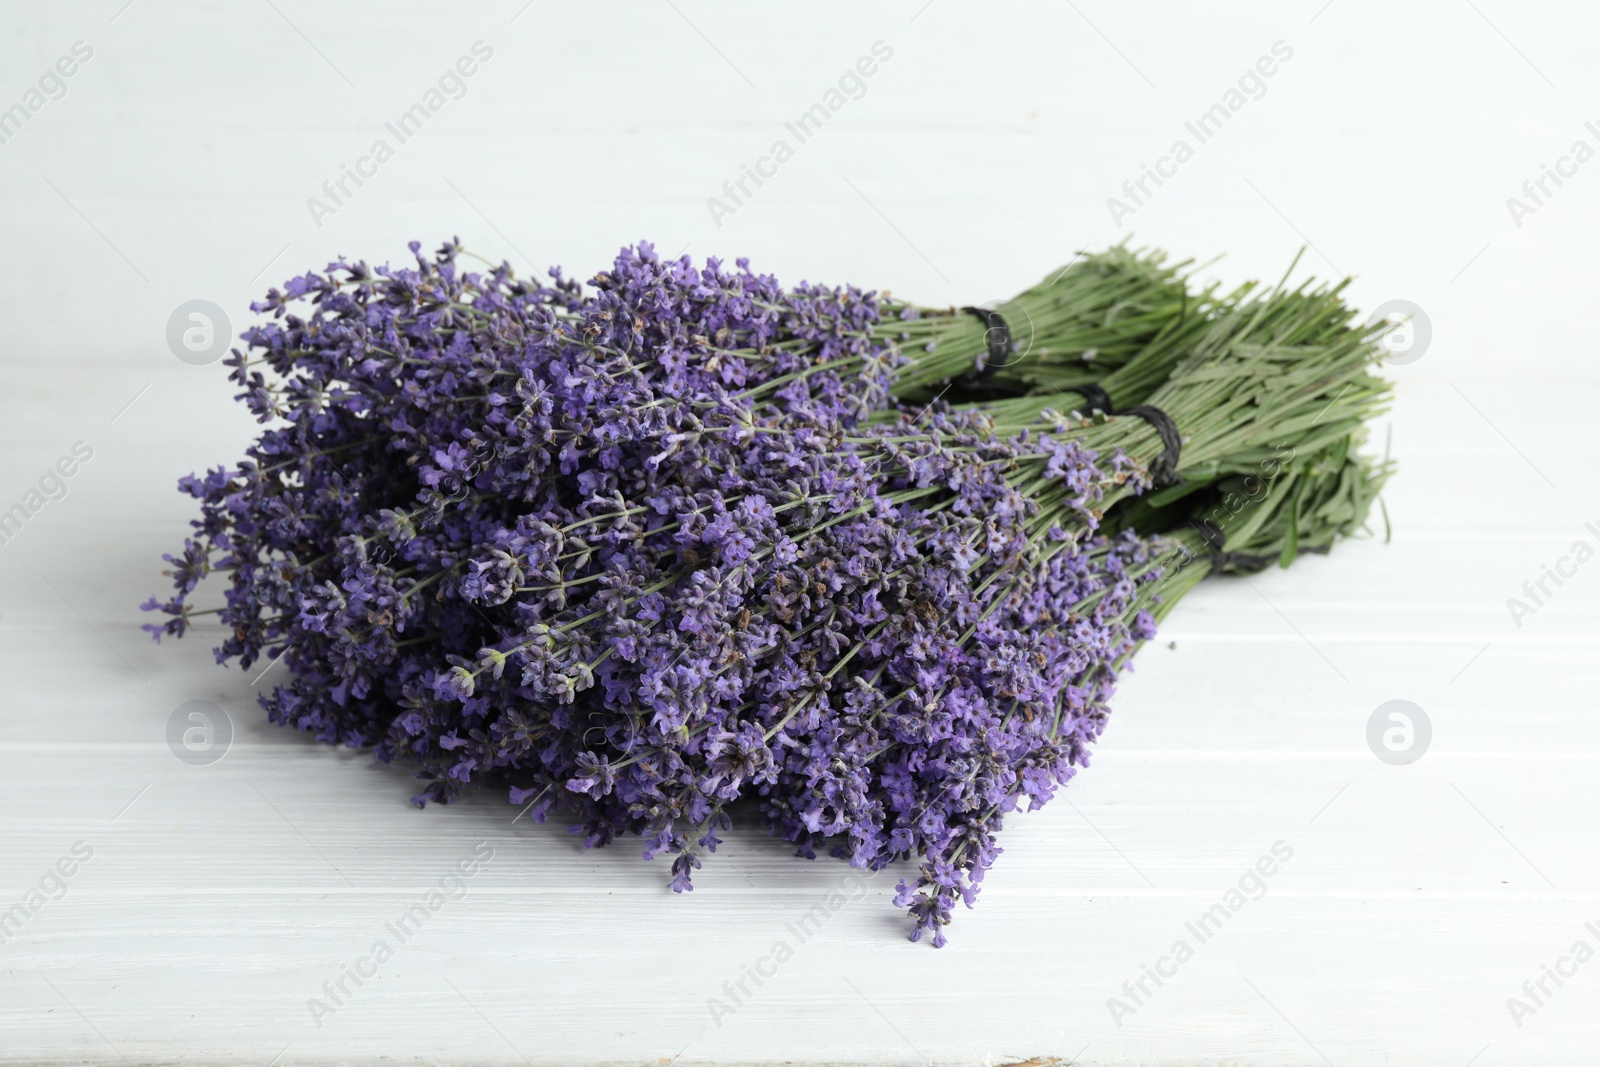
[145,238,1388,946]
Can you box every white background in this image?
[2,1,1598,1064]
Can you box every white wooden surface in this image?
[2,1,1598,1064]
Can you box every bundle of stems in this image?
[884,244,1209,395]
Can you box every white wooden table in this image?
[2,1,1597,1063]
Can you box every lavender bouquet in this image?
[144,240,1391,945]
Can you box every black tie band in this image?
[961,306,1013,378]
[1056,385,1179,487]
[1210,546,1274,573]
[1064,382,1113,415]
[1120,404,1182,488]
[1194,521,1274,574]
